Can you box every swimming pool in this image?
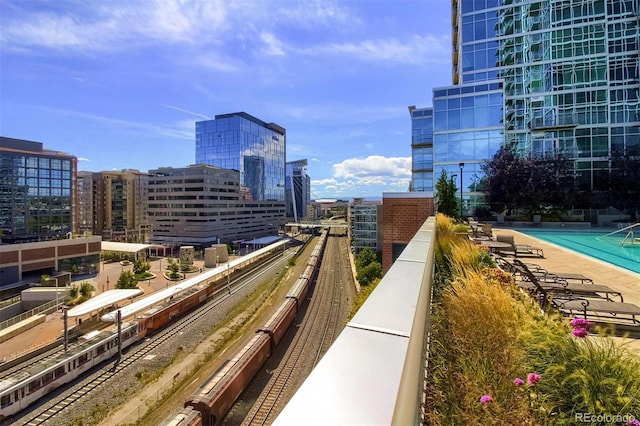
[518,229,640,274]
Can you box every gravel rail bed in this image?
[4,277,263,426]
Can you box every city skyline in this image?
[0,0,452,200]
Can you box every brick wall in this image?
[381,195,435,273]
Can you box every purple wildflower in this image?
[527,373,541,386]
[572,327,589,338]
[570,318,590,328]
[513,377,525,386]
[626,420,640,426]
[480,395,493,404]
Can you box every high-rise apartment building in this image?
[416,0,639,215]
[76,170,149,241]
[0,137,76,243]
[349,199,382,256]
[285,159,311,222]
[147,165,285,248]
[195,112,286,203]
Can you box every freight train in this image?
[160,229,328,426]
[0,240,292,421]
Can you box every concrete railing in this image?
[274,216,436,425]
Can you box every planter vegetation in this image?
[425,214,640,425]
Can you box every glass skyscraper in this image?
[0,137,76,243]
[195,112,286,202]
[285,159,310,222]
[416,0,640,215]
[409,106,434,192]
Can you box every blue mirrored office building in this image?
[195,112,286,202]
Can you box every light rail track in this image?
[10,253,292,426]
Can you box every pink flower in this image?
[570,318,590,328]
[527,373,541,386]
[626,420,640,426]
[480,395,493,404]
[572,327,589,338]
[513,377,525,386]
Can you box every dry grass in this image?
[426,270,538,425]
[427,215,640,424]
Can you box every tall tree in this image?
[609,150,640,219]
[482,145,578,215]
[435,169,459,218]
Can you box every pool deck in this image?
[494,228,640,353]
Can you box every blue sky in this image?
[0,0,451,199]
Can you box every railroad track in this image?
[12,254,291,426]
[242,231,347,426]
[314,234,346,367]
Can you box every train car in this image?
[0,323,141,420]
[286,276,309,311]
[301,264,315,283]
[1,241,294,421]
[186,333,271,426]
[256,299,297,349]
[141,284,212,332]
[159,406,203,426]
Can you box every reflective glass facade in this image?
[195,112,286,202]
[418,0,640,215]
[350,203,380,255]
[285,159,310,221]
[410,107,434,192]
[0,137,76,243]
[433,82,504,213]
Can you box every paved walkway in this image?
[492,228,640,353]
[0,258,206,361]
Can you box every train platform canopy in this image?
[101,241,155,253]
[66,289,143,317]
[101,242,161,256]
[242,235,282,246]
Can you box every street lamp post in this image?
[459,162,465,219]
[227,260,231,294]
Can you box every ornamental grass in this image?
[425,215,640,425]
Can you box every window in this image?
[1,394,11,407]
[28,379,42,393]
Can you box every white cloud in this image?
[299,34,450,65]
[1,1,447,71]
[161,104,211,119]
[0,0,232,53]
[260,32,286,56]
[38,106,193,141]
[277,0,360,29]
[310,155,412,197]
[333,155,411,178]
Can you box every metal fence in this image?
[0,298,67,331]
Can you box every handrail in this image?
[604,222,640,237]
[0,297,67,331]
[0,295,21,309]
